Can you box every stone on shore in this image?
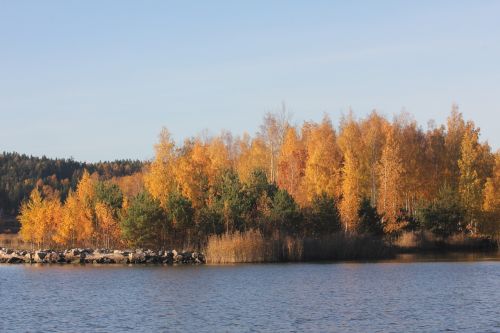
[0,247,205,265]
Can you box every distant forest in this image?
[0,152,143,216]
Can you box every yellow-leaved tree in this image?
[144,127,177,207]
[95,202,121,249]
[481,151,500,237]
[54,170,96,247]
[458,122,484,233]
[338,115,366,232]
[277,126,306,205]
[303,116,342,203]
[18,188,61,249]
[377,125,405,234]
[235,134,269,183]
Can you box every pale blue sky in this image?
[1,1,499,162]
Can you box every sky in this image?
[1,1,499,162]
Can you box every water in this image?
[1,254,500,332]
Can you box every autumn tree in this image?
[94,181,124,248]
[481,151,500,237]
[258,106,290,183]
[377,125,405,235]
[445,105,466,190]
[53,170,96,247]
[18,188,60,249]
[95,202,121,249]
[144,127,177,207]
[338,114,364,231]
[173,139,210,208]
[359,111,388,204]
[423,123,447,201]
[458,122,484,233]
[277,126,306,204]
[303,116,342,202]
[394,112,427,214]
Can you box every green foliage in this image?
[121,191,170,248]
[166,192,194,231]
[211,169,247,232]
[305,193,341,236]
[270,189,302,235]
[242,169,276,230]
[196,207,224,236]
[357,198,384,236]
[419,186,465,238]
[95,181,123,212]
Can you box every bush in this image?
[305,193,341,236]
[356,198,384,236]
[121,191,170,249]
[419,186,465,238]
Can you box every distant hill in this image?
[0,152,144,223]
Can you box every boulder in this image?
[34,251,47,263]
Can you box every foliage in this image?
[121,191,170,249]
[270,189,302,235]
[0,151,142,216]
[356,198,384,236]
[10,106,500,249]
[419,186,465,238]
[304,193,341,236]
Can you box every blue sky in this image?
[1,1,499,162]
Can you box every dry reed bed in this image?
[394,231,497,252]
[0,234,27,249]
[204,230,391,264]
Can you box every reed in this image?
[205,230,278,264]
[394,231,498,251]
[205,231,392,263]
[0,233,28,249]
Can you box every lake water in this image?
[1,254,500,332]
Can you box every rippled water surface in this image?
[1,254,500,332]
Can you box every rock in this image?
[7,255,24,264]
[174,254,183,263]
[0,248,205,265]
[129,252,146,264]
[34,251,47,263]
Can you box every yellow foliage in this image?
[18,188,61,249]
[95,202,121,248]
[277,127,306,204]
[235,134,269,183]
[144,127,177,207]
[377,126,405,234]
[303,116,342,202]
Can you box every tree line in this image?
[0,152,143,216]
[16,105,500,249]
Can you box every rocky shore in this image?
[0,248,205,265]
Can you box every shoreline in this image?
[0,248,205,265]
[1,245,498,265]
